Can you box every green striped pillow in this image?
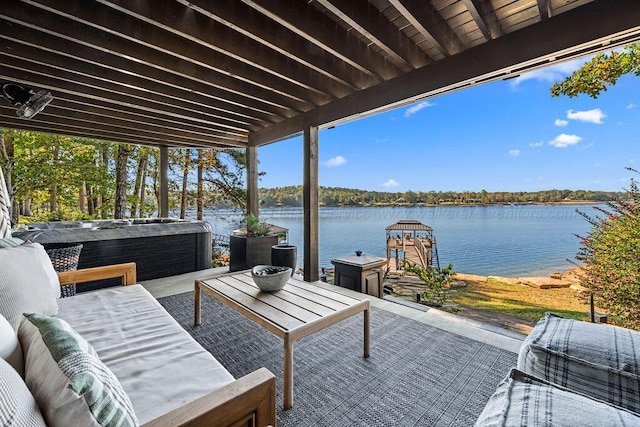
[19,313,138,427]
[0,237,24,248]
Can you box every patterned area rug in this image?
[159,291,516,426]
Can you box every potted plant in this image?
[229,213,279,272]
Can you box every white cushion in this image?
[518,313,640,413]
[476,368,640,426]
[57,285,236,424]
[0,313,23,376]
[0,357,46,426]
[18,313,138,427]
[0,243,60,331]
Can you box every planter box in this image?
[229,234,279,272]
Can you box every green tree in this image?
[551,44,640,98]
[576,170,640,329]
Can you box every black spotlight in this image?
[1,82,53,119]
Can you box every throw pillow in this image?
[0,357,46,427]
[0,313,23,376]
[0,237,24,248]
[19,313,139,427]
[517,312,640,413]
[0,243,60,331]
[475,368,640,426]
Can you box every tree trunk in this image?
[79,182,86,213]
[114,144,131,219]
[197,150,203,220]
[180,149,191,219]
[139,165,147,217]
[87,187,94,216]
[23,192,31,217]
[50,142,60,214]
[99,145,109,219]
[131,150,147,218]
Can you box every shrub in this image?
[576,169,640,329]
[404,261,456,307]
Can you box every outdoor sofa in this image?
[0,242,276,426]
[476,312,640,426]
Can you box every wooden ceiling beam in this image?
[250,0,640,146]
[0,20,284,123]
[12,108,245,147]
[389,0,465,57]
[30,0,328,106]
[537,0,552,21]
[0,34,274,130]
[0,116,236,148]
[176,0,377,91]
[5,1,314,112]
[461,0,503,40]
[314,0,430,70]
[0,61,252,134]
[34,105,248,146]
[49,97,248,142]
[98,0,353,100]
[242,0,402,81]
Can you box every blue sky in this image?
[257,55,640,193]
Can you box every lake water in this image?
[203,204,600,277]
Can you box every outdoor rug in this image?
[159,291,517,426]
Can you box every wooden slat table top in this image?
[197,271,369,340]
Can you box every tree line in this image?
[259,186,623,208]
[0,129,246,224]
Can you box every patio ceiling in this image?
[0,1,639,149]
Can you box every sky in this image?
[257,54,640,193]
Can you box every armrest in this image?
[57,262,137,287]
[143,367,276,427]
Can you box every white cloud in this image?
[404,101,435,117]
[508,149,520,156]
[627,103,637,109]
[549,134,582,148]
[509,58,585,87]
[382,178,399,188]
[567,108,606,124]
[529,141,544,148]
[554,119,568,127]
[325,155,346,167]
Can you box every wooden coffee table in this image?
[195,271,370,409]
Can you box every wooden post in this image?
[303,126,319,282]
[246,146,259,217]
[159,145,169,218]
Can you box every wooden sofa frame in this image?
[58,263,277,427]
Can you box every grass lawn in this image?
[448,277,596,323]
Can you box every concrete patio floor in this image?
[140,267,524,354]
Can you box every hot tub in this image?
[14,218,212,291]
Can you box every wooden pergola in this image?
[1,0,639,281]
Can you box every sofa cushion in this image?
[0,357,46,427]
[18,313,138,427]
[0,313,23,375]
[475,368,640,426]
[517,313,640,413]
[0,243,60,330]
[57,285,236,424]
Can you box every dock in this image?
[385,220,439,277]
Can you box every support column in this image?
[246,146,259,217]
[159,145,169,218]
[303,126,319,282]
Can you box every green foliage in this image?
[258,185,620,208]
[551,44,640,98]
[576,169,640,329]
[403,261,456,307]
[245,213,272,237]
